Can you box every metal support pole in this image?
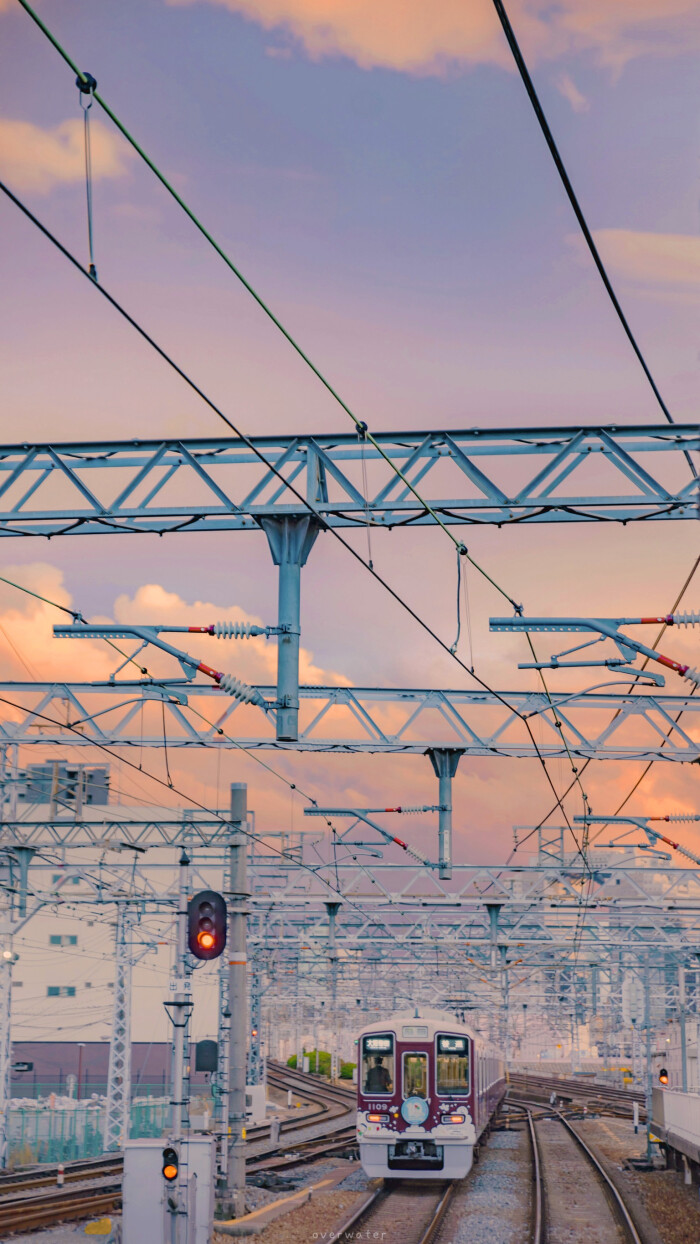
[249,966,262,1085]
[678,962,688,1093]
[643,958,653,1162]
[13,849,34,920]
[222,783,248,1219]
[216,955,231,1129]
[0,910,12,1170]
[163,851,193,1244]
[427,749,463,880]
[104,904,134,1152]
[326,902,341,1081]
[261,516,319,742]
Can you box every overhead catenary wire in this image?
[13,0,520,611]
[8,1,605,849]
[0,692,510,975]
[0,181,585,841]
[13,0,693,890]
[489,0,694,477]
[511,552,700,860]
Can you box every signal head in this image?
[188,890,227,960]
[162,1145,179,1181]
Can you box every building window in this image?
[47,986,76,997]
[49,935,78,947]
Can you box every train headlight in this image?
[367,1113,389,1123]
[441,1114,465,1124]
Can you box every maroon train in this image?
[356,1009,505,1178]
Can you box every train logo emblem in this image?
[400,1096,430,1125]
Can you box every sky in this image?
[0,1,698,1039]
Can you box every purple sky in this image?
[0,0,698,872]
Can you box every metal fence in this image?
[8,1098,170,1164]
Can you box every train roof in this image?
[358,1010,475,1038]
[357,1010,504,1058]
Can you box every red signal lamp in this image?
[658,1067,669,1085]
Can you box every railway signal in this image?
[161,1146,179,1182]
[188,890,227,960]
[658,1067,669,1085]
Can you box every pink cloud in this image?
[0,116,131,194]
[555,72,589,112]
[165,0,700,74]
[568,228,700,289]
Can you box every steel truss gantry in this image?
[0,680,696,760]
[0,425,695,536]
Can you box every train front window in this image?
[436,1035,469,1095]
[361,1034,394,1095]
[403,1052,428,1098]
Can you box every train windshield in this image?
[403,1052,428,1098]
[436,1035,470,1094]
[361,1034,394,1095]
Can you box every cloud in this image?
[166,0,700,75]
[113,582,350,688]
[568,228,700,289]
[0,117,131,193]
[0,571,350,697]
[555,72,589,112]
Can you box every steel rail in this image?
[511,1096,643,1244]
[525,1106,544,1244]
[0,1154,123,1195]
[331,1180,456,1244]
[0,1180,122,1235]
[558,1114,642,1244]
[418,1180,456,1244]
[508,1072,645,1113]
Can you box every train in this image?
[356,1009,505,1179]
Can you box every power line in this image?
[0,180,583,838]
[489,0,694,476]
[14,0,523,604]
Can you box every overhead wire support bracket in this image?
[53,622,271,708]
[302,806,435,868]
[490,614,700,686]
[575,813,700,867]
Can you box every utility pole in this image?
[221,783,248,1219]
[643,958,653,1162]
[678,961,688,1093]
[104,904,134,1152]
[163,851,194,1244]
[248,964,262,1084]
[0,909,12,1170]
[326,902,341,1081]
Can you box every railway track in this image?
[509,1072,645,1117]
[0,1180,122,1236]
[512,1097,642,1243]
[0,1154,124,1198]
[0,1063,357,1235]
[334,1180,455,1244]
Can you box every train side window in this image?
[436,1035,469,1095]
[361,1034,394,1094]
